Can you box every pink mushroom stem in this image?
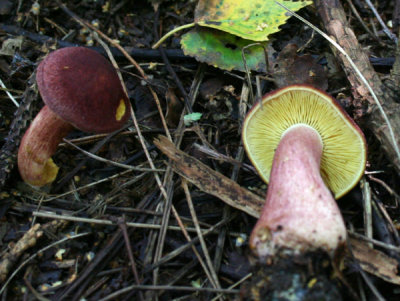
[18,106,74,186]
[250,124,347,257]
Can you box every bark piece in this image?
[349,237,400,285]
[153,135,264,218]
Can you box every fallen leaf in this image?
[195,0,312,41]
[181,27,267,72]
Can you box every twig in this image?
[62,139,163,172]
[193,143,255,173]
[361,178,373,247]
[349,231,400,253]
[344,0,382,43]
[32,211,217,233]
[146,217,234,272]
[368,174,400,201]
[182,179,222,290]
[167,200,220,290]
[41,169,135,202]
[210,273,252,301]
[374,200,400,245]
[365,0,398,43]
[0,23,191,61]
[98,284,239,301]
[54,126,128,191]
[117,217,144,301]
[23,266,50,301]
[0,77,19,107]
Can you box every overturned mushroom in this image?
[242,84,367,258]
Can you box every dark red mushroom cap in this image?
[36,47,130,133]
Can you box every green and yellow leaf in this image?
[194,0,312,41]
[181,27,268,72]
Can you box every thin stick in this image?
[147,217,233,272]
[361,178,373,248]
[169,203,219,289]
[182,179,222,290]
[98,284,239,301]
[365,0,398,43]
[41,170,136,202]
[344,0,381,43]
[0,77,19,107]
[32,211,217,234]
[118,217,144,301]
[349,231,400,253]
[63,139,163,172]
[210,273,252,301]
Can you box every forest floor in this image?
[1,0,400,300]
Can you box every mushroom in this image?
[242,85,366,258]
[18,47,131,186]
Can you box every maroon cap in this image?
[36,47,130,133]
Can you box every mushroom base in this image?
[250,124,347,258]
[240,250,345,301]
[18,106,74,186]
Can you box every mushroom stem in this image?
[18,106,74,186]
[250,124,347,258]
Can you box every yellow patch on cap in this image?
[115,99,126,121]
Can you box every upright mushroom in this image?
[242,85,366,258]
[18,47,131,186]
